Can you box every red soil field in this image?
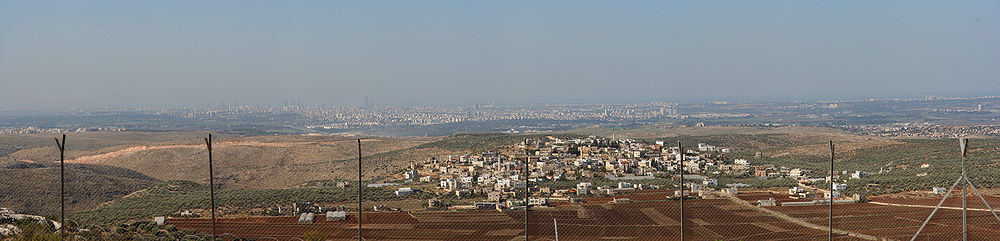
[172,190,1000,240]
[171,198,832,240]
[750,189,1000,241]
[870,190,1000,210]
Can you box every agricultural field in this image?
[741,190,1000,240]
[770,202,1000,240]
[169,197,836,241]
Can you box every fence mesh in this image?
[5,133,1000,240]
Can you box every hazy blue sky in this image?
[2,1,999,109]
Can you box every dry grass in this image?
[55,136,435,188]
[770,132,901,158]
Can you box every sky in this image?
[1,1,999,110]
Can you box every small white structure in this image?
[405,169,419,179]
[757,198,776,207]
[850,171,868,179]
[703,179,718,187]
[789,186,805,195]
[788,169,803,177]
[395,187,420,196]
[933,187,948,195]
[326,211,347,221]
[690,183,706,193]
[824,191,841,199]
[474,202,498,209]
[420,176,434,183]
[721,187,739,195]
[154,216,166,226]
[298,213,315,223]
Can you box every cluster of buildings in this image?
[841,123,1000,138]
[42,102,696,130]
[385,136,886,210]
[386,132,886,210]
[387,136,786,210]
[752,169,875,207]
[302,102,685,129]
[0,127,123,135]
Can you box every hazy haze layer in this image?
[1,1,999,109]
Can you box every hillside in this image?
[571,124,900,157]
[12,128,972,221]
[57,136,435,189]
[6,128,994,230]
[11,133,586,189]
[1,131,223,165]
[0,162,160,216]
[70,180,410,225]
[0,132,551,216]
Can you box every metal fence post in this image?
[205,134,216,239]
[55,134,66,241]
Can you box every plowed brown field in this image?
[171,198,834,240]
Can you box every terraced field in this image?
[171,196,835,240]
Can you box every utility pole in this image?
[961,138,967,241]
[357,138,363,241]
[54,134,65,241]
[524,139,530,241]
[553,218,559,241]
[204,134,216,239]
[677,141,684,241]
[829,140,834,241]
[910,138,1000,241]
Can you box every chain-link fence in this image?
[5,134,1000,240]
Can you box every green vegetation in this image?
[80,220,213,241]
[714,176,797,188]
[303,231,326,241]
[0,217,61,241]
[838,139,1000,196]
[720,138,1000,195]
[70,180,433,225]
[0,135,53,159]
[0,163,159,216]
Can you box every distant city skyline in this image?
[1,94,996,113]
[2,1,999,110]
